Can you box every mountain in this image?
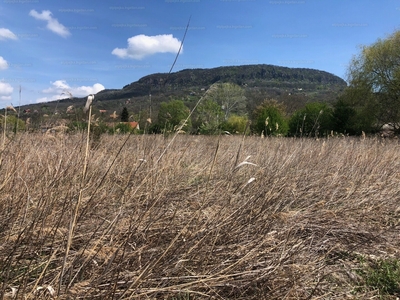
[18,64,347,120]
[95,64,346,100]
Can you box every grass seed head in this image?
[234,155,258,169]
[6,105,17,113]
[84,94,94,113]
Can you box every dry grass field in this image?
[0,133,399,299]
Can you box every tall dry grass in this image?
[0,133,399,299]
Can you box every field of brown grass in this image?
[0,133,399,299]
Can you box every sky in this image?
[0,0,399,108]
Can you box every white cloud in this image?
[42,80,69,93]
[0,81,13,101]
[0,81,13,94]
[29,10,70,38]
[42,80,105,98]
[0,56,8,70]
[0,28,17,41]
[74,83,105,96]
[112,34,182,60]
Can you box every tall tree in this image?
[157,100,191,132]
[288,102,333,137]
[222,114,249,135]
[192,98,223,134]
[332,98,358,134]
[121,107,129,122]
[203,82,247,120]
[252,99,288,136]
[346,29,400,132]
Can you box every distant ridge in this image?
[94,64,346,101]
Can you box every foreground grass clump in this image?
[356,256,400,296]
[0,133,399,299]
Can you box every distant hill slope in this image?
[18,64,347,118]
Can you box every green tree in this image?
[252,99,288,136]
[192,98,223,134]
[203,82,247,120]
[121,107,129,122]
[221,114,249,134]
[288,102,333,137]
[346,29,400,132]
[337,83,381,134]
[332,97,358,134]
[157,100,191,133]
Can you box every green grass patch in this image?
[356,257,400,297]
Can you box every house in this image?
[125,122,140,130]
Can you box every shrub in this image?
[1,115,25,132]
[68,121,88,131]
[110,122,133,134]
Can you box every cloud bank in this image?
[29,10,70,38]
[112,34,182,60]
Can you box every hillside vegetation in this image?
[0,133,399,299]
[118,64,346,97]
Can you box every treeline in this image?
[2,77,392,138]
[144,94,360,137]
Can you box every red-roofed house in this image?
[124,122,140,130]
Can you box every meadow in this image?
[0,133,399,299]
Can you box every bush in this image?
[1,115,25,132]
[68,121,88,131]
[109,123,134,134]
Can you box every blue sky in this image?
[0,0,399,108]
